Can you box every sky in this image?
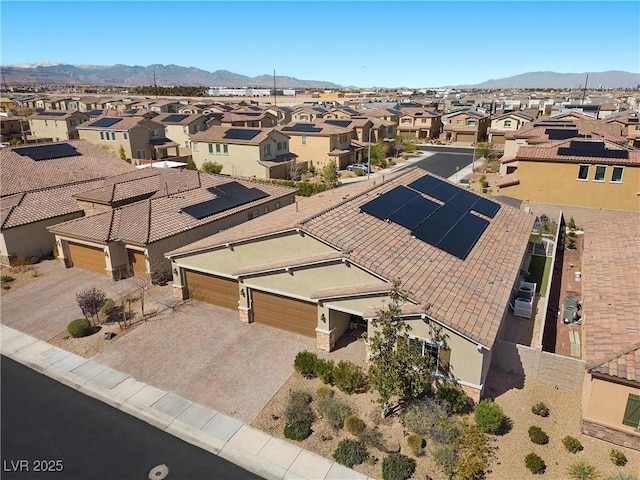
[1,1,639,88]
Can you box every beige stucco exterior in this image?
[397,114,443,139]
[286,131,355,170]
[498,160,640,212]
[163,118,208,150]
[78,124,158,161]
[29,112,88,141]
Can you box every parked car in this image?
[346,163,370,173]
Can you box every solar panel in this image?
[223,128,261,141]
[281,124,322,133]
[428,181,461,203]
[89,117,122,128]
[181,197,237,219]
[557,141,628,159]
[87,109,103,116]
[37,111,67,116]
[387,196,441,230]
[360,186,420,220]
[445,189,480,216]
[182,182,268,219]
[14,143,80,161]
[411,203,462,246]
[408,175,443,196]
[324,119,352,128]
[472,197,501,218]
[545,128,581,140]
[437,212,489,259]
[162,114,189,123]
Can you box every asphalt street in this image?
[1,356,262,480]
[414,150,474,179]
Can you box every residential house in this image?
[488,111,535,146]
[497,139,640,212]
[220,111,278,128]
[582,215,640,450]
[49,169,296,279]
[190,126,297,179]
[323,106,361,119]
[77,115,180,162]
[28,110,90,141]
[152,113,209,151]
[148,100,180,113]
[397,108,443,140]
[606,112,640,147]
[362,107,402,124]
[277,122,363,170]
[165,169,535,401]
[1,115,23,142]
[77,96,101,112]
[290,106,329,123]
[0,140,136,265]
[442,111,489,143]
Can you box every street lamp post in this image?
[367,127,372,180]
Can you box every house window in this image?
[136,149,145,159]
[594,165,606,182]
[611,166,624,183]
[406,337,439,374]
[300,115,309,121]
[111,132,115,141]
[183,126,188,133]
[223,144,228,155]
[264,206,269,214]
[264,144,271,156]
[100,131,104,140]
[622,393,640,428]
[421,118,426,123]
[275,201,281,209]
[577,164,589,180]
[466,120,477,126]
[302,135,307,145]
[193,142,199,152]
[123,132,128,140]
[504,120,512,127]
[249,210,259,220]
[277,141,286,150]
[185,141,189,148]
[402,118,412,124]
[208,143,213,153]
[216,143,221,154]
[456,119,462,125]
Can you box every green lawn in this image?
[527,256,552,296]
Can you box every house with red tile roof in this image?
[48,169,296,279]
[488,111,536,146]
[581,215,640,450]
[28,110,90,142]
[397,108,443,140]
[606,111,640,147]
[0,140,137,265]
[442,110,489,143]
[165,168,536,401]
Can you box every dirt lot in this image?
[0,263,43,296]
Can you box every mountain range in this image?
[1,63,639,89]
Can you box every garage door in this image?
[128,249,147,277]
[457,132,476,142]
[251,290,317,338]
[490,134,505,145]
[184,270,238,310]
[67,242,105,274]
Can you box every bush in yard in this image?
[562,435,583,453]
[605,474,637,480]
[313,357,334,384]
[610,448,627,466]
[525,453,546,474]
[406,434,424,457]
[333,439,368,468]
[316,385,334,399]
[455,419,490,480]
[1,275,15,283]
[332,360,365,394]
[474,399,504,434]
[433,443,458,479]
[403,399,459,443]
[344,415,365,436]
[528,425,549,445]
[532,402,550,417]
[567,459,599,480]
[26,256,40,265]
[294,350,318,378]
[436,384,468,414]
[382,452,416,480]
[67,318,92,338]
[76,286,107,326]
[284,420,312,441]
[100,298,116,317]
[317,396,352,431]
[285,391,313,425]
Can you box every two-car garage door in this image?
[251,290,317,338]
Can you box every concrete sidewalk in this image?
[1,324,372,480]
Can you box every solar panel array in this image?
[282,124,323,133]
[223,128,261,141]
[37,111,67,116]
[359,176,501,259]
[181,181,268,219]
[557,140,629,159]
[324,119,352,128]
[163,114,189,123]
[545,128,582,140]
[14,143,80,161]
[87,109,104,116]
[88,117,122,128]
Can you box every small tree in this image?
[185,156,197,170]
[321,160,339,188]
[474,142,497,161]
[201,160,223,174]
[76,286,107,326]
[286,159,304,181]
[118,144,128,162]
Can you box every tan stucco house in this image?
[28,110,89,142]
[488,111,536,146]
[152,112,209,150]
[397,108,443,140]
[442,111,489,143]
[165,168,535,401]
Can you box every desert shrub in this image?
[562,435,583,453]
[317,396,351,431]
[568,238,577,250]
[333,439,368,468]
[313,357,334,384]
[357,425,383,448]
[437,384,468,414]
[406,434,424,457]
[284,420,312,441]
[568,217,577,230]
[100,298,116,316]
[567,459,598,480]
[285,390,313,425]
[610,448,627,466]
[316,385,334,399]
[528,425,549,445]
[344,415,365,436]
[532,402,550,417]
[474,399,504,434]
[294,350,318,378]
[403,399,459,443]
[605,474,637,480]
[76,286,107,325]
[26,256,40,265]
[455,419,489,480]
[1,275,15,283]
[201,160,223,174]
[525,453,546,474]
[433,443,458,478]
[332,360,365,394]
[382,452,416,480]
[67,318,92,338]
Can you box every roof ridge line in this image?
[0,192,25,229]
[587,340,640,371]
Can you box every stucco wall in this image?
[192,142,265,178]
[583,374,640,439]
[287,134,333,170]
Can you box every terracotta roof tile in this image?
[189,125,274,145]
[516,138,639,165]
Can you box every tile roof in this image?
[189,126,274,145]
[0,140,136,197]
[588,342,640,384]
[168,168,535,348]
[276,122,352,137]
[76,116,160,131]
[28,110,85,120]
[582,214,640,383]
[516,139,640,165]
[153,113,207,125]
[48,172,296,245]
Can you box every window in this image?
[456,119,462,125]
[100,131,104,140]
[611,166,624,183]
[264,144,271,156]
[208,143,213,153]
[466,120,477,126]
[215,143,221,154]
[275,201,281,209]
[402,118,412,124]
[594,165,606,182]
[406,337,439,374]
[249,210,259,220]
[421,118,427,123]
[123,132,128,140]
[223,144,228,155]
[185,141,189,148]
[193,142,199,152]
[300,115,309,121]
[183,126,188,134]
[111,132,115,141]
[277,141,286,151]
[622,394,640,428]
[302,135,307,145]
[136,149,145,159]
[264,206,269,214]
[577,164,589,180]
[504,120,512,127]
